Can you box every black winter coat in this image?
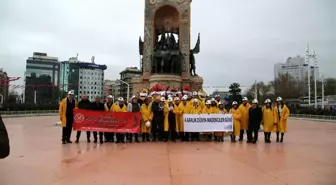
[0,115,10,159]
[248,107,263,129]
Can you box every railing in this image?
[0,110,335,121]
[0,110,58,115]
[290,114,336,121]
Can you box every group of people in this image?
[59,90,290,145]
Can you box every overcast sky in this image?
[0,0,335,91]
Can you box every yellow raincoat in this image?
[163,103,169,131]
[229,108,242,136]
[140,103,153,133]
[104,102,114,111]
[173,103,183,132]
[274,104,290,133]
[188,99,205,110]
[201,106,216,135]
[177,102,190,132]
[189,104,202,114]
[262,107,277,132]
[59,98,78,127]
[112,103,127,112]
[238,103,251,130]
[215,107,227,137]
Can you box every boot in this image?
[146,133,151,142]
[280,133,284,143]
[135,134,140,143]
[264,132,267,142]
[75,138,79,143]
[276,132,280,142]
[231,135,236,143]
[239,130,244,141]
[62,139,67,145]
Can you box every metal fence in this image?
[0,110,335,121]
[290,114,336,121]
[0,110,58,115]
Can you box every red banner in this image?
[73,109,141,133]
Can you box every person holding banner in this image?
[91,96,105,144]
[104,95,115,142]
[140,97,152,142]
[189,99,202,141]
[126,96,141,143]
[274,97,290,143]
[215,102,227,142]
[229,101,241,142]
[178,95,190,141]
[262,99,277,143]
[165,97,177,142]
[59,90,78,145]
[202,100,217,141]
[113,97,127,143]
[238,97,251,142]
[247,99,263,144]
[75,94,92,143]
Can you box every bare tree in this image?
[271,73,303,99]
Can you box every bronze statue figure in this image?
[151,28,182,75]
[189,33,200,76]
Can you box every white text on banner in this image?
[183,114,233,132]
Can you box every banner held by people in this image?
[73,109,141,133]
[183,114,233,132]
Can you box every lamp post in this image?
[321,74,325,108]
[117,79,129,101]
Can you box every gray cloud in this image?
[0,0,335,91]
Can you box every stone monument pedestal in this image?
[132,74,203,94]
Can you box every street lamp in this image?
[116,79,129,101]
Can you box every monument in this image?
[132,0,204,94]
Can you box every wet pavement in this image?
[1,116,335,185]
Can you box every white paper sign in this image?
[183,114,233,132]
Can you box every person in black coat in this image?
[151,96,165,141]
[0,114,10,159]
[91,95,105,144]
[247,99,263,144]
[75,95,92,143]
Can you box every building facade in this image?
[119,67,141,99]
[0,68,9,103]
[274,55,319,81]
[24,52,60,104]
[60,58,107,102]
[103,79,117,100]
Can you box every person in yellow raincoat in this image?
[164,97,178,142]
[140,97,152,142]
[262,99,277,143]
[178,95,190,141]
[189,91,205,109]
[59,90,78,144]
[173,97,182,133]
[215,102,227,142]
[104,95,115,142]
[274,97,290,143]
[229,101,241,142]
[214,95,221,106]
[238,97,251,141]
[113,97,127,143]
[189,98,202,141]
[201,100,215,141]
